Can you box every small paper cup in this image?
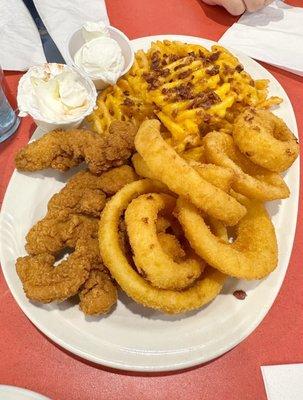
[67,25,134,90]
[17,63,97,131]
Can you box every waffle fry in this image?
[86,40,281,152]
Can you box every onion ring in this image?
[125,193,204,290]
[158,232,186,259]
[99,179,227,314]
[203,131,290,201]
[134,120,245,225]
[234,108,299,172]
[133,153,234,193]
[175,196,278,280]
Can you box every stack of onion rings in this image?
[134,120,246,225]
[99,179,227,314]
[203,131,290,201]
[125,193,204,290]
[98,109,298,314]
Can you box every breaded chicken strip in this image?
[26,210,99,256]
[16,238,93,303]
[27,166,138,255]
[15,121,137,174]
[48,165,138,217]
[16,238,117,312]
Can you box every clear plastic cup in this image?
[0,66,20,143]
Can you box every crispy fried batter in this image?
[18,165,137,313]
[26,210,98,256]
[48,166,137,216]
[77,239,117,315]
[79,267,117,315]
[16,239,92,303]
[27,166,138,255]
[15,121,137,174]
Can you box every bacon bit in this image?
[169,54,181,63]
[199,49,206,59]
[175,82,194,100]
[123,98,135,106]
[172,109,178,118]
[188,90,221,109]
[178,70,192,79]
[143,72,154,83]
[209,51,221,62]
[160,68,170,77]
[223,65,234,75]
[161,88,170,95]
[206,65,220,76]
[203,114,211,123]
[123,90,130,96]
[235,64,244,73]
[233,290,247,300]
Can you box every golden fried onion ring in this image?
[135,120,246,225]
[99,179,226,314]
[125,193,204,290]
[204,131,290,201]
[175,196,278,280]
[234,109,299,173]
[132,153,234,193]
[158,232,186,259]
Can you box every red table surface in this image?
[1,1,303,399]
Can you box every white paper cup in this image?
[66,25,134,90]
[17,63,97,131]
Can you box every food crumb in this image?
[233,290,247,300]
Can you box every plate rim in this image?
[0,34,300,372]
[0,384,50,400]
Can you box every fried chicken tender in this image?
[16,239,92,303]
[15,121,137,174]
[79,267,117,315]
[48,166,137,217]
[17,236,118,313]
[17,166,138,314]
[77,239,117,315]
[27,166,138,255]
[26,210,98,256]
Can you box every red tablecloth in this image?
[1,1,302,399]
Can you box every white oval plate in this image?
[0,35,299,372]
[0,385,50,400]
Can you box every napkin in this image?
[261,364,303,400]
[219,1,303,76]
[0,0,109,71]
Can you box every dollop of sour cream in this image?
[74,21,124,85]
[17,63,96,123]
[81,21,110,42]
